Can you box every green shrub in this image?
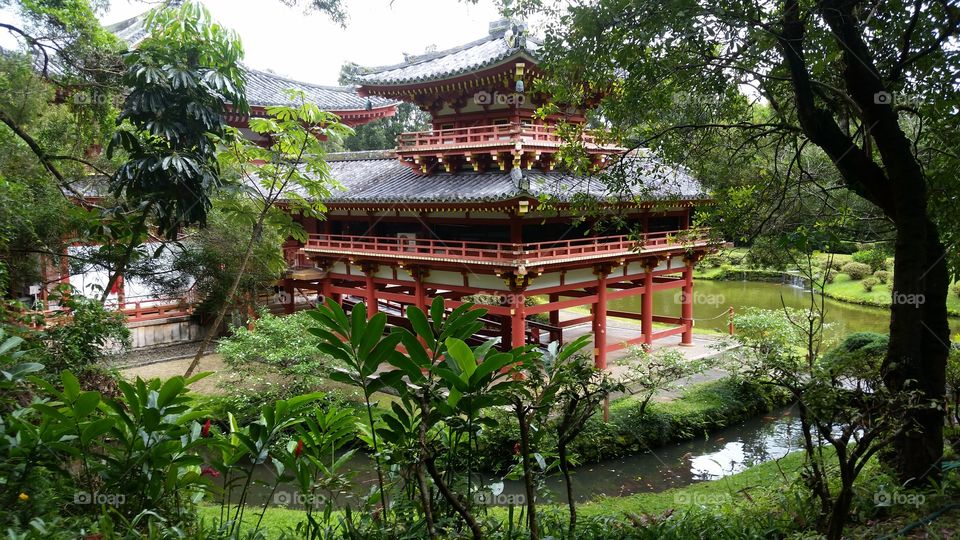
[841,261,872,280]
[861,277,878,292]
[852,249,888,272]
[217,309,338,396]
[953,282,960,299]
[819,332,887,380]
[873,270,890,284]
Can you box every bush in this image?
[861,277,879,292]
[874,270,890,284]
[218,309,338,396]
[820,332,887,381]
[841,262,872,280]
[852,249,888,272]
[953,282,960,299]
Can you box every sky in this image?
[101,0,506,85]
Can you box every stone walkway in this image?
[559,310,739,400]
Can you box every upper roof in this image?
[105,10,398,112]
[318,151,706,205]
[358,19,540,87]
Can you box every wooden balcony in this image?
[395,123,624,158]
[300,229,712,268]
[394,123,625,173]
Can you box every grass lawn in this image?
[825,272,960,316]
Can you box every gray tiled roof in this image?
[320,153,707,204]
[105,12,397,112]
[358,20,540,86]
[245,68,396,111]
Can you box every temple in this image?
[276,20,716,368]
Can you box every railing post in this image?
[728,306,735,335]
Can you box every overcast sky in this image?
[101,0,506,85]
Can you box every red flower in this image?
[513,442,521,455]
[201,419,211,438]
[201,466,220,478]
[294,439,304,458]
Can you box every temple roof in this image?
[319,151,707,205]
[244,68,395,111]
[358,19,540,87]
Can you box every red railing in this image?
[302,229,710,266]
[396,123,620,151]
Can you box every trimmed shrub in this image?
[841,261,872,280]
[861,277,879,292]
[852,249,888,272]
[874,270,890,284]
[953,282,960,299]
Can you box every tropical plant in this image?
[184,92,350,377]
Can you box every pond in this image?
[229,405,806,507]
[609,279,960,344]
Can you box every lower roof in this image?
[322,152,708,206]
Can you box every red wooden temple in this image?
[276,20,717,368]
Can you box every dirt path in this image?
[120,354,229,395]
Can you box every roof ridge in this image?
[359,33,501,76]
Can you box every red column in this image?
[642,262,654,346]
[362,263,378,318]
[681,262,694,345]
[283,279,295,314]
[510,290,526,350]
[548,293,560,343]
[593,269,608,369]
[413,267,427,313]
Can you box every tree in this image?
[0,1,248,307]
[103,1,248,301]
[183,93,350,377]
[531,0,959,483]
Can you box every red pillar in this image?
[283,279,295,314]
[592,269,608,369]
[548,293,560,343]
[681,262,694,345]
[509,290,526,350]
[642,262,655,346]
[362,262,378,318]
[412,267,427,313]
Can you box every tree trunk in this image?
[425,457,482,540]
[883,219,949,484]
[516,406,539,540]
[184,217,265,377]
[558,440,576,537]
